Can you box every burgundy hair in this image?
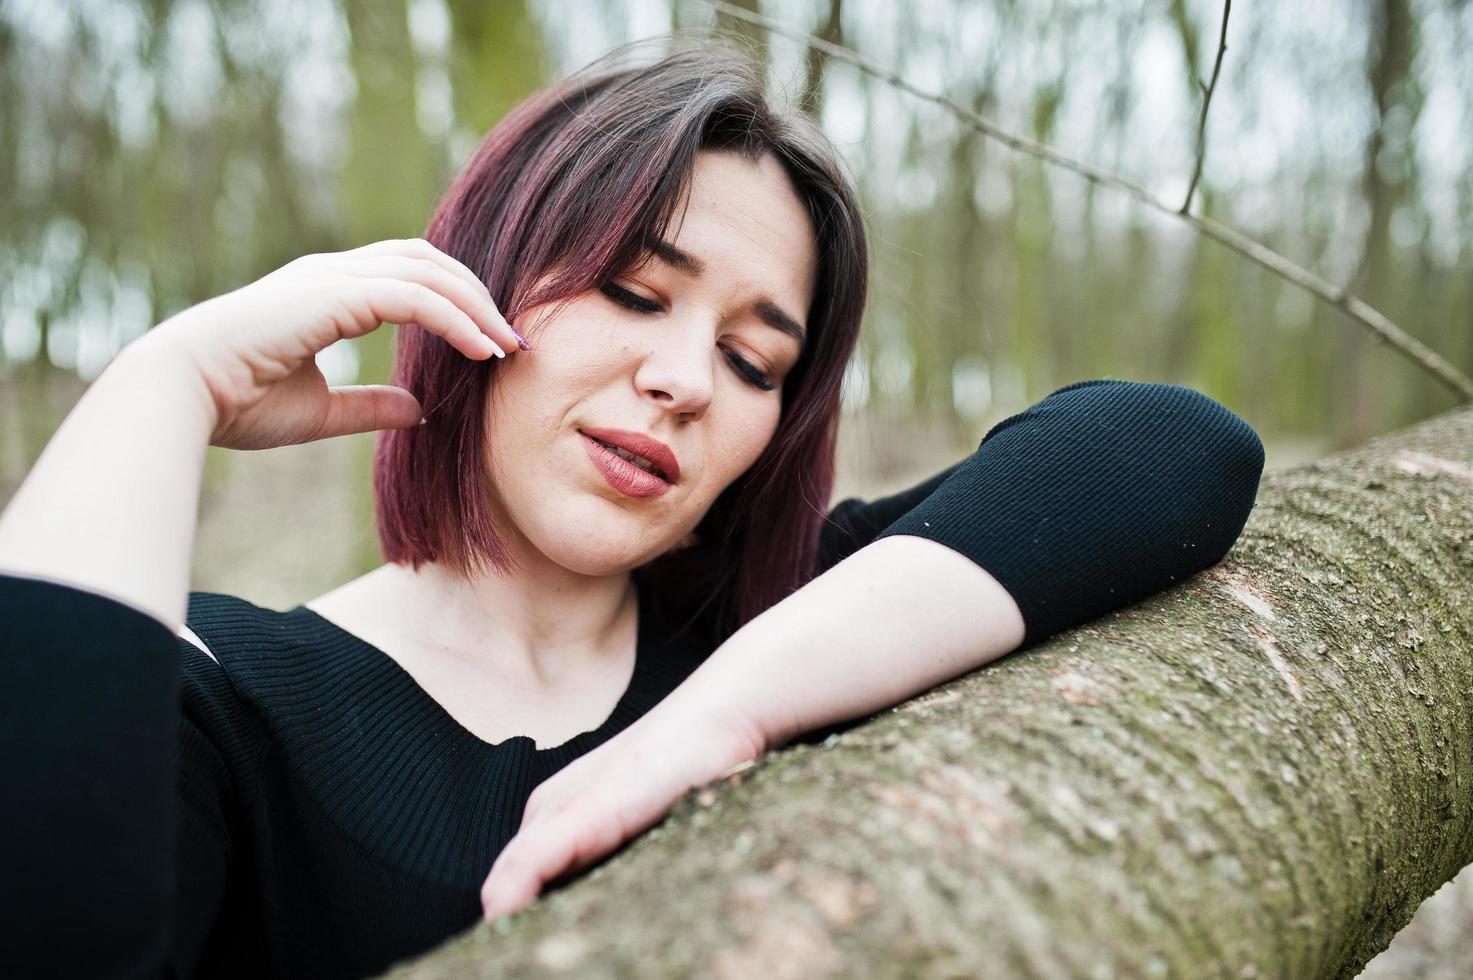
[373,38,868,642]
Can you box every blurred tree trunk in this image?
[1008,156,1051,398]
[715,0,769,70]
[0,12,16,240]
[342,0,440,246]
[387,405,1473,979]
[799,0,842,117]
[1162,0,1203,386]
[1162,0,1244,409]
[928,88,993,444]
[340,0,454,574]
[445,0,545,136]
[1341,0,1417,450]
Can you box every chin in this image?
[532,520,667,576]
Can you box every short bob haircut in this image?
[374,38,868,642]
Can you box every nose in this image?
[632,312,716,422]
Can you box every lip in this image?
[578,427,681,484]
[581,432,674,499]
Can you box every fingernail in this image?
[509,324,530,352]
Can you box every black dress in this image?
[0,379,1265,977]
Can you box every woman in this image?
[0,39,1264,978]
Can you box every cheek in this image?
[486,328,604,426]
[717,403,782,481]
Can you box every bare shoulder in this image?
[300,564,415,656]
[303,564,399,621]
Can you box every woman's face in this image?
[482,149,818,576]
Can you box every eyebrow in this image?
[647,237,808,350]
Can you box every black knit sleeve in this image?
[0,573,234,978]
[817,459,966,572]
[823,379,1265,648]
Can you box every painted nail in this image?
[509,324,530,351]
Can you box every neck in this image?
[360,535,639,691]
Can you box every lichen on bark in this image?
[386,406,1473,980]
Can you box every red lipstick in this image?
[578,428,680,483]
[579,428,679,499]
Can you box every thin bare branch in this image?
[1181,0,1231,213]
[698,0,1473,403]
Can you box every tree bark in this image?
[387,405,1473,979]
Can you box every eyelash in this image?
[598,282,777,392]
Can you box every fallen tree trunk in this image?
[389,405,1473,980]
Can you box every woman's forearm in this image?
[668,534,1027,752]
[0,336,217,630]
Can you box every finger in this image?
[353,279,504,359]
[315,385,423,439]
[482,876,539,920]
[523,784,579,824]
[564,819,626,879]
[531,810,622,889]
[520,795,546,824]
[337,254,518,354]
[481,844,545,919]
[346,237,499,316]
[491,817,582,889]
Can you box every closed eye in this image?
[599,281,662,314]
[597,282,777,392]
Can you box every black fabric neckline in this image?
[181,582,711,884]
[284,585,655,759]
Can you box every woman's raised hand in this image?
[145,238,521,451]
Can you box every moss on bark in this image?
[386,405,1473,979]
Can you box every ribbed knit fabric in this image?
[869,379,1266,646]
[0,378,1263,978]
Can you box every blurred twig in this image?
[1181,0,1230,213]
[700,0,1473,402]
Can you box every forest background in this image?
[0,1,1468,973]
